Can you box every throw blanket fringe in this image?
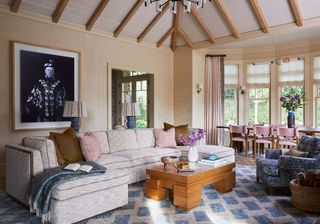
[28,162,106,223]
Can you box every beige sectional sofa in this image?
[5,128,235,224]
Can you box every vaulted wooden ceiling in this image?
[2,0,320,51]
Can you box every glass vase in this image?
[188,146,199,163]
[287,111,295,128]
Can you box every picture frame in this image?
[12,41,80,130]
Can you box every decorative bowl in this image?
[161,156,178,170]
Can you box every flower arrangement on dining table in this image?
[178,129,206,147]
[279,87,306,112]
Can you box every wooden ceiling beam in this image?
[213,0,240,39]
[249,0,269,33]
[177,26,193,48]
[52,0,69,23]
[289,0,303,27]
[157,26,174,48]
[11,0,22,13]
[171,3,180,51]
[137,4,169,43]
[114,0,144,38]
[86,0,110,31]
[190,6,215,43]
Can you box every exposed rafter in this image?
[171,3,180,51]
[52,0,69,23]
[157,26,174,48]
[137,4,169,43]
[86,0,110,31]
[289,0,303,27]
[249,0,269,33]
[10,0,21,13]
[190,6,215,43]
[114,0,144,38]
[213,0,240,39]
[177,27,193,48]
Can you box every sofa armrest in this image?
[5,144,44,205]
[279,155,318,186]
[265,149,282,159]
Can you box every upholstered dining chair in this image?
[253,126,274,158]
[229,125,253,157]
[276,127,299,149]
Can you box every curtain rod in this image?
[206,54,226,57]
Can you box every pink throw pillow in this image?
[154,128,177,148]
[79,132,102,162]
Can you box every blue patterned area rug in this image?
[0,165,319,224]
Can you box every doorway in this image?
[112,69,154,129]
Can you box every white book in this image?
[64,163,93,173]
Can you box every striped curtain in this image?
[204,56,224,145]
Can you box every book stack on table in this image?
[198,155,227,167]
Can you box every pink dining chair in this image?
[253,126,274,158]
[229,125,253,157]
[276,127,299,149]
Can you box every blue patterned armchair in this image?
[256,136,320,191]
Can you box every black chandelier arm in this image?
[145,0,211,11]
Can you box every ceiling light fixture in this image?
[144,0,211,14]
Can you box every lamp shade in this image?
[63,101,88,118]
[121,102,141,117]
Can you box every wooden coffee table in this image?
[145,162,235,210]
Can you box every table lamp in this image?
[63,101,88,132]
[121,102,141,129]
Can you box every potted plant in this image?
[280,87,306,128]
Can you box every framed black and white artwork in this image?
[12,41,80,130]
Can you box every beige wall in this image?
[0,11,174,189]
[173,47,193,126]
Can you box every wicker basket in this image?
[290,180,320,213]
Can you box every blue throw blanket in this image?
[28,162,106,223]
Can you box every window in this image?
[224,64,238,125]
[314,56,320,127]
[278,58,304,125]
[247,63,270,124]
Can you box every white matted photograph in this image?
[12,41,80,130]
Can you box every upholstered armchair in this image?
[256,136,320,192]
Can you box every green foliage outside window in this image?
[248,88,270,124]
[224,88,237,125]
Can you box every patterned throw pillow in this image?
[154,128,177,148]
[79,132,102,162]
[163,122,188,146]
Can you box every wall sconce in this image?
[239,85,246,95]
[197,84,203,94]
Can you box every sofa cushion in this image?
[107,129,138,153]
[50,128,84,165]
[52,168,128,201]
[23,137,58,169]
[112,147,181,167]
[136,129,155,148]
[79,133,102,162]
[163,122,189,146]
[154,128,177,148]
[96,154,131,169]
[90,131,110,154]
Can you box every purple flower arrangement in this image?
[280,87,306,112]
[178,129,206,147]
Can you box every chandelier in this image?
[144,0,211,14]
